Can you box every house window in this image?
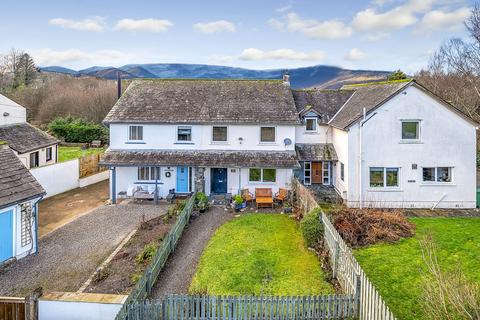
[20,203,32,247]
[177,126,192,141]
[370,167,399,188]
[249,168,276,183]
[422,167,452,183]
[129,125,143,140]
[29,152,39,168]
[46,147,53,162]
[138,167,161,181]
[340,162,345,182]
[260,127,276,143]
[401,121,419,140]
[212,126,228,142]
[305,117,317,132]
[304,162,311,185]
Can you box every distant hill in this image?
[39,63,391,89]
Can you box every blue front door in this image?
[211,168,228,194]
[0,209,14,263]
[176,166,189,193]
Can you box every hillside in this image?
[40,63,390,89]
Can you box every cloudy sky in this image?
[0,0,475,72]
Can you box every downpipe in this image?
[431,193,447,210]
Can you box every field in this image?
[189,214,333,296]
[355,217,480,320]
[58,146,105,162]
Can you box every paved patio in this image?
[0,203,168,296]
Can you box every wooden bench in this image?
[255,188,274,208]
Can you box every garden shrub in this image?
[333,208,415,247]
[300,207,323,249]
[48,117,108,143]
[135,242,157,264]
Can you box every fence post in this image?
[355,274,362,318]
[333,239,340,279]
[25,287,42,320]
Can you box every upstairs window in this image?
[305,117,317,132]
[401,121,419,140]
[370,167,399,188]
[129,125,143,141]
[423,167,452,183]
[177,126,192,141]
[260,126,276,143]
[212,126,228,142]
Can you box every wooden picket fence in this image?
[0,292,40,320]
[321,212,397,320]
[115,196,196,320]
[126,295,358,320]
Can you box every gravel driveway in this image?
[150,206,235,298]
[0,203,168,296]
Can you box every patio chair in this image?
[241,188,254,204]
[274,188,288,204]
[255,188,274,208]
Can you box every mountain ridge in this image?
[40,63,391,89]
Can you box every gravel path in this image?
[0,203,168,296]
[150,206,235,298]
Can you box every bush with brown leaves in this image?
[333,208,415,247]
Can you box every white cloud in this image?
[193,20,236,34]
[344,48,367,61]
[276,5,292,13]
[238,48,325,61]
[48,17,106,32]
[269,12,352,39]
[416,7,470,33]
[115,18,173,33]
[352,0,435,32]
[32,48,129,67]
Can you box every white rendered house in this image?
[102,78,477,208]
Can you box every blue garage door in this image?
[0,209,14,262]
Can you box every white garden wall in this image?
[30,160,108,198]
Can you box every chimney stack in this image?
[117,71,122,99]
[282,70,290,86]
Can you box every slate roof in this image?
[329,81,411,129]
[0,147,45,209]
[103,79,301,125]
[292,90,354,123]
[0,123,59,154]
[100,149,300,168]
[295,143,338,161]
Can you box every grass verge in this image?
[58,146,105,162]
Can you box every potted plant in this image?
[283,202,293,213]
[195,192,210,213]
[233,195,244,212]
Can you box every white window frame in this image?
[137,166,161,181]
[304,161,311,185]
[400,120,421,142]
[259,126,276,144]
[322,162,331,185]
[369,167,400,189]
[212,126,228,143]
[340,162,345,182]
[305,117,317,132]
[176,125,192,142]
[248,168,277,183]
[422,167,453,184]
[129,125,143,141]
[46,147,53,162]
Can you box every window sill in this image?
[399,140,423,144]
[367,188,403,192]
[125,141,146,144]
[210,141,229,145]
[248,181,277,185]
[304,131,318,134]
[420,183,456,187]
[174,142,195,145]
[258,142,278,146]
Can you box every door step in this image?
[209,193,232,205]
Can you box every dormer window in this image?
[305,117,317,132]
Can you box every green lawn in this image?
[355,217,480,320]
[58,146,105,162]
[190,214,334,296]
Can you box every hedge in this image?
[48,117,108,143]
[300,207,324,249]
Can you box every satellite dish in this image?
[284,138,292,146]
